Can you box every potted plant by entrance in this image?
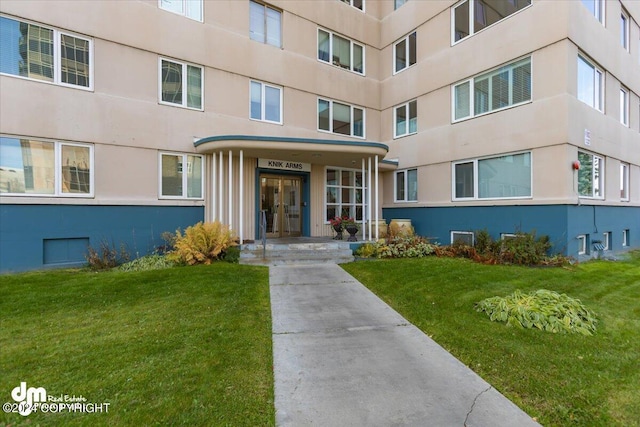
[342,217,360,242]
[329,215,345,240]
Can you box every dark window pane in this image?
[395,38,406,72]
[454,1,470,41]
[396,171,405,200]
[318,99,331,131]
[162,60,183,105]
[455,162,474,198]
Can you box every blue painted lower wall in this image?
[383,205,640,258]
[0,204,204,272]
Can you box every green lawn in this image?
[0,264,274,427]
[2,255,638,426]
[342,253,640,427]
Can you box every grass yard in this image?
[0,264,274,427]
[342,252,640,427]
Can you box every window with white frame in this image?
[249,1,281,47]
[622,229,630,247]
[577,55,603,111]
[159,58,203,110]
[581,0,604,24]
[395,0,408,10]
[603,232,611,250]
[395,169,417,202]
[159,153,203,199]
[501,233,520,241]
[394,32,416,74]
[620,162,630,201]
[577,235,587,255]
[620,87,629,126]
[621,10,630,52]
[451,231,474,246]
[318,29,364,74]
[577,151,604,198]
[250,80,282,123]
[453,152,531,200]
[453,56,531,121]
[394,100,417,138]
[318,99,365,137]
[325,168,366,222]
[0,136,93,196]
[340,0,363,11]
[452,0,531,43]
[0,16,92,90]
[159,0,202,21]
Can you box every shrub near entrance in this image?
[167,221,237,265]
[355,236,436,259]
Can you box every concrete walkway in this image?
[270,264,540,427]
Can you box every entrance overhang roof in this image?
[194,135,398,171]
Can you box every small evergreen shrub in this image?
[476,289,597,335]
[474,229,496,256]
[222,246,241,264]
[500,232,551,265]
[119,254,175,272]
[167,221,238,265]
[85,240,130,271]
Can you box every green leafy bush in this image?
[355,237,436,259]
[476,289,597,335]
[355,243,378,258]
[167,221,238,265]
[119,254,175,272]
[85,240,130,271]
[380,236,436,258]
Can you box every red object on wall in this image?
[572,160,581,170]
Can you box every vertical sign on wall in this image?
[584,129,591,146]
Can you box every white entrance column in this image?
[361,158,366,241]
[218,151,223,222]
[228,150,233,229]
[212,152,217,222]
[367,156,372,241]
[375,155,379,241]
[239,150,244,245]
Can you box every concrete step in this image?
[240,241,355,266]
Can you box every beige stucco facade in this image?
[1,0,639,270]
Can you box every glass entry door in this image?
[261,175,302,238]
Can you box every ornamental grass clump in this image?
[167,221,238,265]
[85,240,130,270]
[475,289,597,336]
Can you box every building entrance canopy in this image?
[193,135,396,170]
